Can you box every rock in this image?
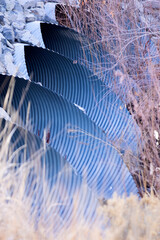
[24,1,37,10]
[3,50,13,61]
[14,2,23,12]
[31,8,45,21]
[0,25,3,33]
[0,61,6,74]
[25,1,37,10]
[12,21,25,30]
[0,13,4,23]
[25,12,36,22]
[3,26,15,43]
[0,5,5,13]
[36,1,44,8]
[0,34,14,51]
[0,41,2,55]
[5,0,15,11]
[0,0,6,8]
[18,0,37,9]
[3,16,10,25]
[6,11,25,23]
[16,11,26,23]
[3,17,10,26]
[45,2,57,23]
[5,11,17,22]
[3,47,14,57]
[15,29,40,46]
[6,40,14,49]
[0,33,6,45]
[17,13,25,23]
[3,51,17,75]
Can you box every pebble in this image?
[24,1,37,10]
[16,29,40,46]
[3,26,15,43]
[14,2,23,12]
[5,0,15,11]
[0,25,3,32]
[3,51,17,75]
[32,8,45,21]
[12,21,25,30]
[0,61,6,73]
[45,2,57,23]
[36,1,44,8]
[25,12,36,22]
[0,0,6,8]
[0,13,4,23]
[0,41,2,54]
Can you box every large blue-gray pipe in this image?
[0,74,138,199]
[14,44,140,159]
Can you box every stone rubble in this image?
[0,0,159,77]
[0,0,62,76]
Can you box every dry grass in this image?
[0,149,160,240]
[56,0,160,196]
[99,193,160,240]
